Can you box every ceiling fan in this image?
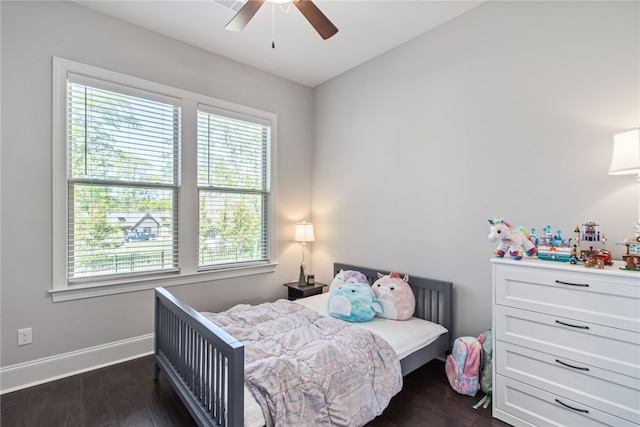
[225,0,338,40]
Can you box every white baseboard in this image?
[0,333,154,395]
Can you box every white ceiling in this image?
[75,0,485,88]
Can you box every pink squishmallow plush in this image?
[371,271,415,320]
[329,269,368,291]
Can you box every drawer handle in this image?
[555,280,589,287]
[555,398,589,414]
[555,320,590,329]
[555,359,590,371]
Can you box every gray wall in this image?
[312,1,639,339]
[1,1,314,367]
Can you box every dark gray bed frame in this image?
[154,262,453,427]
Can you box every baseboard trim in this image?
[0,333,154,395]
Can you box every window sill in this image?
[49,262,278,302]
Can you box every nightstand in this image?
[283,281,327,300]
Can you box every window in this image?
[52,58,276,301]
[66,75,180,281]
[197,106,271,268]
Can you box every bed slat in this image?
[154,288,244,427]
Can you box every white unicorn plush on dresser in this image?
[488,218,537,260]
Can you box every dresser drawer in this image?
[495,375,637,427]
[496,341,640,423]
[495,305,640,378]
[495,263,640,332]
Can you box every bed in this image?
[153,262,453,427]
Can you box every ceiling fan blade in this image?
[225,0,266,32]
[292,0,338,40]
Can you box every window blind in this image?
[196,106,270,268]
[66,76,180,280]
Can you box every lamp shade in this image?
[294,222,315,243]
[609,127,640,176]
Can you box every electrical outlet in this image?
[18,328,32,346]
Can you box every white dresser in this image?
[491,258,640,427]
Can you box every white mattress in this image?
[243,294,448,426]
[296,293,448,359]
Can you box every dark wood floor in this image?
[0,356,509,426]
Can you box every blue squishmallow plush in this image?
[327,282,382,322]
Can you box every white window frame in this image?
[51,57,277,302]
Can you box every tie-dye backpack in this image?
[445,334,484,397]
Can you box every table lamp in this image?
[294,221,315,286]
[609,127,640,222]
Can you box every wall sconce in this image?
[293,221,315,286]
[609,127,640,222]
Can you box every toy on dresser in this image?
[533,225,572,262]
[488,218,537,260]
[619,222,640,271]
[573,222,613,268]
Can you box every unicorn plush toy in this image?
[371,272,415,320]
[488,218,537,260]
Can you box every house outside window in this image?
[52,58,277,301]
